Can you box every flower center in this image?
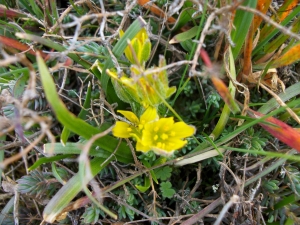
[161,133,168,140]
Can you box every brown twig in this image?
[0,133,45,169]
[180,197,224,225]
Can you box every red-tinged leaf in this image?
[276,0,298,22]
[260,0,298,39]
[200,49,212,68]
[253,0,272,32]
[211,76,240,114]
[249,110,300,153]
[199,49,240,114]
[0,6,25,18]
[0,35,48,59]
[271,43,300,68]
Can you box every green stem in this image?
[170,1,207,106]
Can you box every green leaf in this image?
[273,194,300,211]
[43,142,113,158]
[43,157,110,223]
[263,17,300,54]
[154,166,172,181]
[263,180,279,193]
[141,159,158,184]
[135,176,151,193]
[51,163,67,185]
[61,82,92,145]
[36,53,133,164]
[170,26,200,44]
[13,72,29,99]
[171,1,198,31]
[160,181,176,198]
[140,40,151,64]
[231,0,257,59]
[82,205,101,224]
[28,154,73,171]
[180,39,194,52]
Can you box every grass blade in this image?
[36,53,133,163]
[61,82,92,145]
[43,157,110,223]
[231,0,257,59]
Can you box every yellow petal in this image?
[156,118,174,132]
[112,121,132,138]
[136,140,151,152]
[165,138,188,150]
[136,28,147,42]
[140,107,158,124]
[106,69,118,79]
[171,122,196,138]
[119,29,124,38]
[119,76,135,88]
[117,110,139,124]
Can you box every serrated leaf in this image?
[154,166,172,181]
[160,181,176,198]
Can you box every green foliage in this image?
[160,181,176,198]
[183,80,197,97]
[17,170,59,198]
[154,166,172,181]
[284,165,300,194]
[263,180,280,193]
[81,204,103,224]
[239,127,269,152]
[230,0,257,59]
[118,205,135,221]
[74,41,107,62]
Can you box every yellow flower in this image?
[107,57,176,109]
[120,28,151,66]
[112,107,158,143]
[129,57,176,108]
[138,118,196,156]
